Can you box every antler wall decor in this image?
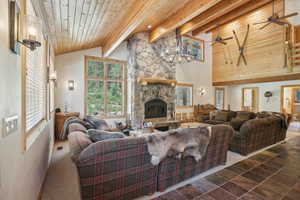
[233,24,250,66]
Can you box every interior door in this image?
[292,87,300,120]
[242,87,259,112]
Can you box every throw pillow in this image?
[230,118,247,131]
[68,123,87,133]
[236,112,251,120]
[215,111,229,121]
[87,129,126,142]
[68,131,92,161]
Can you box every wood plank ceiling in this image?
[40,0,190,55]
[37,0,283,56]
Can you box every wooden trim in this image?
[176,106,194,109]
[176,83,193,87]
[241,87,259,112]
[137,77,177,86]
[149,0,221,43]
[213,73,300,86]
[214,87,225,110]
[84,56,128,117]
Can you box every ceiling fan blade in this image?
[279,12,298,19]
[222,37,233,41]
[211,41,216,46]
[220,41,227,45]
[253,21,269,25]
[274,21,288,26]
[259,22,272,30]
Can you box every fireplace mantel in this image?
[137,77,177,86]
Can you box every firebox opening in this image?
[144,99,167,119]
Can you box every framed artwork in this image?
[182,35,205,62]
[295,89,300,103]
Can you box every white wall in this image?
[228,80,300,112]
[285,0,300,26]
[176,33,213,112]
[55,48,101,117]
[0,1,54,199]
[55,43,129,119]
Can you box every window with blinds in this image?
[25,38,46,132]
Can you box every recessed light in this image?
[147,25,152,29]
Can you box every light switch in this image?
[2,115,18,137]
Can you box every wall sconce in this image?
[198,87,207,96]
[49,70,57,81]
[68,80,75,91]
[9,1,41,52]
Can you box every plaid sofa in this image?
[75,125,234,200]
[229,116,287,155]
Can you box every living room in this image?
[0,0,300,200]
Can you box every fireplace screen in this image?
[145,99,167,119]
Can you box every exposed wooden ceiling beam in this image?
[149,0,221,43]
[179,0,252,35]
[102,0,159,57]
[192,0,273,35]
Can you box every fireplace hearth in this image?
[145,99,167,119]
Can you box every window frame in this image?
[84,56,127,118]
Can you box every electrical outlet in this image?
[2,115,18,137]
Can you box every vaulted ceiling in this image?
[35,0,276,56]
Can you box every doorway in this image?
[281,85,300,121]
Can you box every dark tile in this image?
[207,188,237,200]
[231,176,258,191]
[264,157,285,169]
[204,174,228,186]
[242,171,265,183]
[239,191,265,200]
[294,182,300,192]
[158,190,187,200]
[260,179,290,195]
[191,178,218,193]
[227,165,247,174]
[221,182,248,197]
[269,170,298,187]
[253,184,282,200]
[248,164,278,178]
[284,189,300,200]
[233,160,261,171]
[177,184,202,199]
[193,194,215,200]
[216,169,239,180]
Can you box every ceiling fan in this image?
[207,25,233,46]
[253,0,298,30]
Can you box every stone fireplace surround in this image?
[127,32,179,126]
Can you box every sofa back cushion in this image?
[236,111,256,120]
[215,111,229,121]
[87,129,126,142]
[68,131,92,161]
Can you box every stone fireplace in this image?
[127,32,178,125]
[145,99,167,119]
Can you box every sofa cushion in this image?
[68,131,92,161]
[236,112,255,120]
[230,118,247,131]
[87,129,126,142]
[85,116,109,130]
[214,111,229,121]
[68,123,87,133]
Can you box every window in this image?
[215,87,225,110]
[85,56,127,117]
[175,83,193,108]
[25,1,47,133]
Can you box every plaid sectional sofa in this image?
[229,116,287,155]
[74,125,234,200]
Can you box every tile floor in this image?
[153,137,300,200]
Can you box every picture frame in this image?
[182,35,205,62]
